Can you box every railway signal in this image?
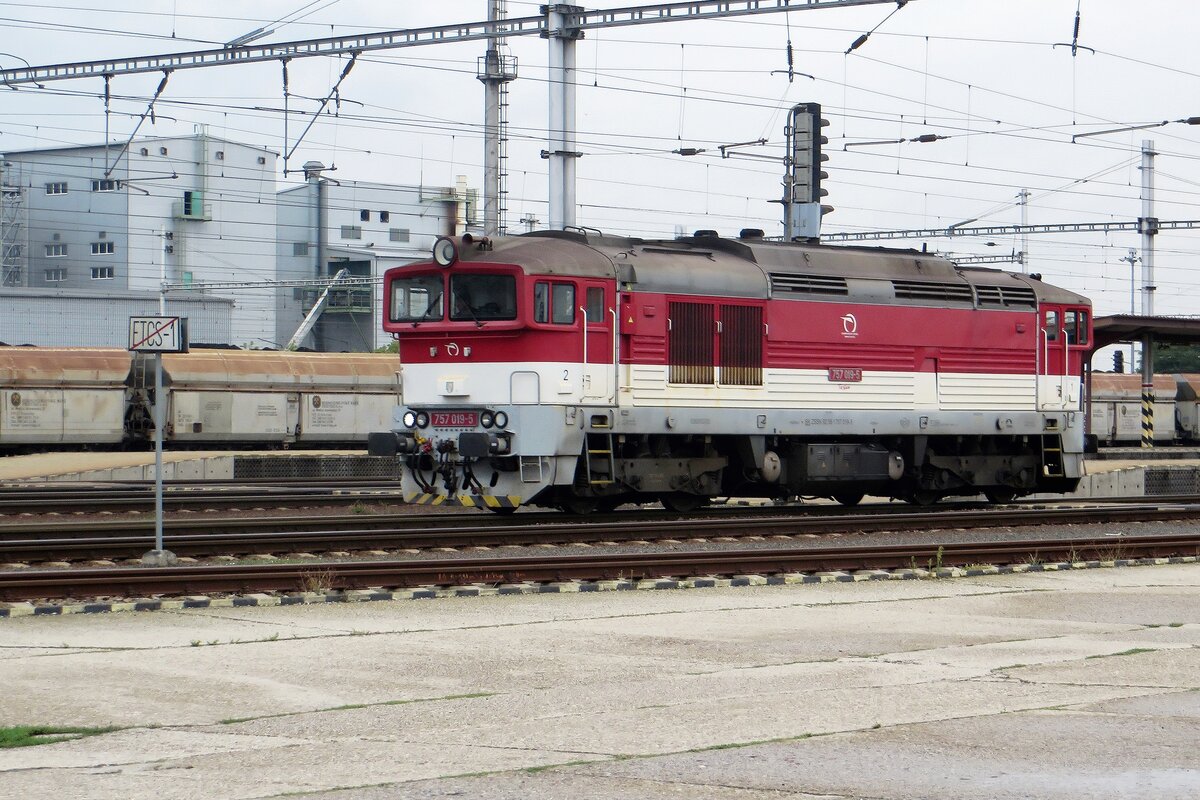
[785,103,831,240]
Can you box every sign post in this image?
[129,316,188,566]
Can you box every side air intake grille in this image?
[892,280,974,304]
[975,285,1038,309]
[770,273,849,296]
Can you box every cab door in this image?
[1040,305,1089,411]
[581,281,614,401]
[1039,306,1069,410]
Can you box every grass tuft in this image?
[0,725,122,749]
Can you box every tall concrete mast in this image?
[478,0,517,236]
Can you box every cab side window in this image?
[586,286,604,323]
[534,281,577,324]
[552,283,575,324]
[1045,310,1060,341]
[534,282,550,323]
[1064,309,1089,345]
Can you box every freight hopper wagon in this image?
[130,349,402,446]
[370,230,1093,512]
[0,347,132,449]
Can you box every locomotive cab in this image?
[372,234,618,510]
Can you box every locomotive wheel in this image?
[832,491,865,507]
[485,505,519,515]
[660,493,705,513]
[905,490,940,507]
[984,488,1017,504]
[559,496,599,515]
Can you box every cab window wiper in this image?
[411,293,443,327]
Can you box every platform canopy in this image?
[1092,314,1200,351]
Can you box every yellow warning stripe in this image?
[404,492,520,508]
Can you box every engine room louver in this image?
[892,280,974,304]
[668,301,715,385]
[769,274,849,296]
[974,285,1038,309]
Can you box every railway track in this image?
[0,482,407,514]
[2,500,1198,564]
[1,532,1195,603]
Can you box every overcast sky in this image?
[1,0,1197,320]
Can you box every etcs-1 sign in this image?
[128,316,189,353]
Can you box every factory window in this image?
[45,182,68,195]
[389,228,410,243]
[91,241,115,255]
[293,242,309,256]
[257,156,267,165]
[159,147,168,155]
[44,268,67,282]
[359,209,370,222]
[91,266,114,280]
[44,243,67,258]
[215,150,224,160]
[380,211,390,223]
[140,147,149,156]
[91,179,117,192]
[341,225,362,240]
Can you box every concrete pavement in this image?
[0,565,1197,799]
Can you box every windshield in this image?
[450,274,517,321]
[389,274,444,322]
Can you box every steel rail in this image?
[0,487,406,515]
[2,502,1198,563]
[1,533,1195,602]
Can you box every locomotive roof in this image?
[453,231,1088,308]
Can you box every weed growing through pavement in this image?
[0,725,122,749]
[927,545,944,571]
[298,567,336,594]
[1086,647,1157,660]
[350,501,368,514]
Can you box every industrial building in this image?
[0,132,476,351]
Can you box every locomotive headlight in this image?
[494,411,509,429]
[415,411,430,429]
[402,410,418,429]
[480,410,495,428]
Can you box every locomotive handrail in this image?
[610,306,620,404]
[580,304,590,399]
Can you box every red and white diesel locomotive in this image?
[369,229,1092,512]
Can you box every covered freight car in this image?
[0,347,132,448]
[1088,374,1177,444]
[136,349,402,445]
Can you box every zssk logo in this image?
[840,313,858,338]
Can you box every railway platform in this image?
[0,562,1195,799]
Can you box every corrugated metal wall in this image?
[0,291,232,347]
